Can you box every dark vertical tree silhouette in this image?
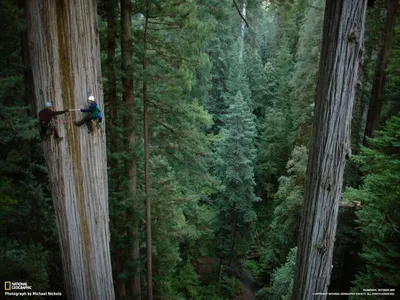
[21,29,35,111]
[143,0,152,298]
[363,0,398,145]
[106,0,117,125]
[120,0,141,298]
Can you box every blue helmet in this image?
[44,102,52,108]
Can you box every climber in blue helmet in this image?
[74,96,103,134]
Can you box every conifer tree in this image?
[128,0,217,297]
[345,116,400,298]
[245,49,266,116]
[216,89,258,264]
[257,146,308,282]
[202,0,237,133]
[256,35,293,197]
[256,247,297,300]
[290,0,325,144]
[363,0,398,144]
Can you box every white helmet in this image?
[88,96,95,102]
[44,102,52,108]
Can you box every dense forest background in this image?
[1,0,399,299]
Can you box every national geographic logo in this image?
[4,281,33,290]
[3,281,62,297]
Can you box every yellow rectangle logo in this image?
[4,281,11,290]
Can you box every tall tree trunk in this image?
[229,204,237,266]
[105,1,128,298]
[143,0,153,298]
[21,29,35,112]
[239,0,247,61]
[120,0,141,298]
[106,0,117,126]
[25,1,115,299]
[115,248,126,299]
[363,0,398,145]
[291,1,367,299]
[276,9,282,48]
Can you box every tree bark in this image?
[363,0,398,145]
[143,0,153,298]
[25,0,114,299]
[120,0,141,298]
[291,1,367,299]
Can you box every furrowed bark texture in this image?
[25,1,114,299]
[291,1,367,299]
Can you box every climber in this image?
[38,102,69,141]
[74,96,103,133]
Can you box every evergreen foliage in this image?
[290,0,325,144]
[216,90,259,263]
[256,247,297,300]
[256,35,294,198]
[131,0,218,297]
[257,146,308,281]
[0,0,62,293]
[201,0,237,134]
[345,116,400,297]
[1,0,399,298]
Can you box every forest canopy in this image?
[0,0,399,299]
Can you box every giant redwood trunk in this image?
[25,1,115,299]
[291,1,367,299]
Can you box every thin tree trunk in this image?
[363,0,398,145]
[229,204,237,267]
[143,0,153,298]
[25,0,115,299]
[291,1,367,299]
[106,0,117,126]
[21,29,35,112]
[239,0,247,61]
[106,2,128,298]
[276,10,281,48]
[121,0,141,298]
[115,248,126,298]
[360,103,369,144]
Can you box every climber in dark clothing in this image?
[38,102,69,141]
[74,96,103,133]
